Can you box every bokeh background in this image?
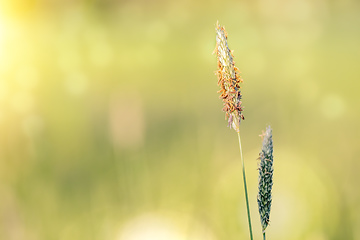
[0,0,359,239]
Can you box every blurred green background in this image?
[0,0,359,239]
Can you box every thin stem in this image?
[237,131,254,240]
[263,232,266,240]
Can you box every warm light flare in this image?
[0,16,8,66]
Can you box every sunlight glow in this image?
[117,214,184,240]
[0,16,8,71]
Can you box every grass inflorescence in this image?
[258,126,274,238]
[214,22,275,240]
[214,21,244,132]
[214,21,253,240]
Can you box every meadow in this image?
[0,1,359,239]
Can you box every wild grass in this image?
[214,22,274,240]
[214,22,253,240]
[258,126,274,240]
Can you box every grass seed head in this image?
[257,125,274,233]
[214,21,244,132]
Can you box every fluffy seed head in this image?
[257,126,274,232]
[214,22,244,132]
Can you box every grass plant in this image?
[214,22,275,240]
[257,126,274,240]
[214,22,253,240]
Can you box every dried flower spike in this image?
[214,21,244,132]
[257,126,274,233]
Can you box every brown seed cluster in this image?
[215,22,244,132]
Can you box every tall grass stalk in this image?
[237,131,254,240]
[214,22,253,240]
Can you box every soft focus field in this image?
[0,1,359,240]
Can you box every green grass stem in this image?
[237,131,254,240]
